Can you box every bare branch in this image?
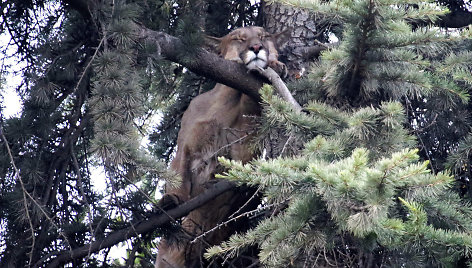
[254,67,303,113]
[292,43,337,61]
[137,25,265,102]
[42,180,235,268]
[0,123,36,266]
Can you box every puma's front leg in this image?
[268,57,288,78]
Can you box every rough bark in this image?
[262,1,330,77]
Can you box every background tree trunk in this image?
[262,1,329,78]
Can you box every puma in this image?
[155,26,289,268]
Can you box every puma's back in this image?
[155,26,288,268]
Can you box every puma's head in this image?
[207,26,289,71]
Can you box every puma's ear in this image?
[272,28,291,49]
[204,35,222,53]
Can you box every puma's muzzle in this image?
[242,49,268,70]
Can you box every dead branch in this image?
[41,180,235,268]
[254,67,303,113]
[292,42,337,60]
[137,25,265,103]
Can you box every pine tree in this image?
[1,0,472,267]
[0,0,264,266]
[205,0,472,267]
[0,1,169,266]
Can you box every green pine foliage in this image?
[0,1,174,266]
[275,0,469,107]
[260,85,415,159]
[89,1,171,183]
[0,4,105,266]
[444,49,472,174]
[207,102,472,266]
[447,132,472,191]
[1,0,472,266]
[206,0,472,267]
[90,1,145,167]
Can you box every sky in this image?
[1,75,22,118]
[0,28,133,262]
[0,34,23,118]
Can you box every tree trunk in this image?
[262,0,328,78]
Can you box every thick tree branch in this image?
[137,25,266,102]
[137,25,314,107]
[409,9,472,28]
[438,9,472,28]
[62,1,321,105]
[60,0,93,19]
[254,67,303,113]
[292,43,337,61]
[41,181,235,268]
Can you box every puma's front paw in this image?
[269,60,288,78]
[157,193,181,210]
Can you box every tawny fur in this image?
[155,26,288,268]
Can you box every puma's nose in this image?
[250,43,263,53]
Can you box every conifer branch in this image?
[0,121,36,266]
[191,201,280,245]
[73,35,105,94]
[70,145,95,261]
[0,117,75,266]
[138,25,307,108]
